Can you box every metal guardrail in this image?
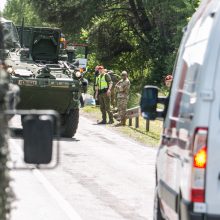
[126,106,150,132]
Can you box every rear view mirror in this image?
[7,110,60,169]
[140,86,159,120]
[23,114,54,164]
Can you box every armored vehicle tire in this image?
[61,109,79,138]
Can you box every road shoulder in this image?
[81,107,162,147]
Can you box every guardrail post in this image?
[135,117,139,128]
[129,118,132,126]
[146,120,150,132]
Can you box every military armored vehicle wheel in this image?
[61,109,79,138]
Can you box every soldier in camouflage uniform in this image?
[95,66,114,124]
[115,71,130,126]
[107,70,120,109]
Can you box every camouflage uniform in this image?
[115,78,130,125]
[108,71,120,108]
[96,73,114,123]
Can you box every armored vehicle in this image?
[1,18,86,137]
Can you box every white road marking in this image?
[9,139,83,220]
[33,169,82,220]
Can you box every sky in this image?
[0,0,7,12]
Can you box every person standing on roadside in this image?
[95,66,114,124]
[107,70,120,109]
[164,74,173,88]
[163,74,173,117]
[115,71,130,126]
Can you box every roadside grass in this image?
[82,106,163,147]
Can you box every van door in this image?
[206,49,220,216]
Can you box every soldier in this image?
[95,66,114,124]
[115,71,130,126]
[164,74,173,88]
[107,70,120,109]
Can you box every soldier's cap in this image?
[121,71,128,75]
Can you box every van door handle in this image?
[179,113,194,120]
[162,135,171,142]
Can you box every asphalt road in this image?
[9,115,156,220]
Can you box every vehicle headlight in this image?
[75,71,81,78]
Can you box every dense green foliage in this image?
[3,0,52,26]
[4,0,200,89]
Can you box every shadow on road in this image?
[127,126,158,140]
[9,128,80,142]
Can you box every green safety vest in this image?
[97,74,108,90]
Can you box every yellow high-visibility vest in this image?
[97,74,108,90]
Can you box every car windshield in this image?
[1,19,20,49]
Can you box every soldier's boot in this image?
[108,119,114,124]
[108,111,114,124]
[98,120,107,124]
[98,117,107,124]
[108,115,114,124]
[115,118,126,126]
[98,113,107,124]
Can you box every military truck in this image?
[1,17,86,137]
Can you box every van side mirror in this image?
[140,86,159,120]
[140,85,167,120]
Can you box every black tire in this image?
[154,186,165,220]
[61,109,79,138]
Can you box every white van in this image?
[141,0,220,219]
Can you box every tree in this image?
[4,0,45,26]
[4,0,200,87]
[30,0,101,32]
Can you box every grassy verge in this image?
[82,106,163,147]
